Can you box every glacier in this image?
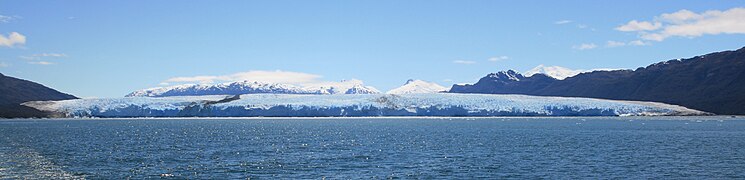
[23,93,707,118]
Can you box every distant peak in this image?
[523,65,605,80]
[387,79,448,94]
[487,70,523,81]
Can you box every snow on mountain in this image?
[523,65,584,80]
[524,65,624,80]
[301,79,381,95]
[387,79,449,94]
[126,79,380,97]
[126,81,315,97]
[24,93,708,117]
[487,70,525,81]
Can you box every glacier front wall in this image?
[23,94,706,118]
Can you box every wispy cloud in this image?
[453,60,476,64]
[616,20,662,32]
[20,53,68,60]
[164,70,323,84]
[0,32,26,47]
[34,53,67,57]
[20,53,67,65]
[28,61,55,65]
[0,15,18,23]
[606,41,626,47]
[488,56,509,62]
[0,62,8,67]
[572,43,597,50]
[606,40,650,48]
[19,56,36,60]
[616,7,745,41]
[554,20,572,25]
[628,40,649,46]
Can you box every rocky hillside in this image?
[451,47,745,115]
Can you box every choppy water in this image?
[1,117,744,179]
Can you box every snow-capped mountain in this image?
[524,64,623,80]
[386,79,448,94]
[126,79,380,97]
[301,79,381,95]
[523,65,584,80]
[126,81,315,97]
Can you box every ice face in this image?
[24,93,707,118]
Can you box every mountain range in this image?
[450,46,745,115]
[126,79,381,97]
[0,73,78,118]
[3,47,745,117]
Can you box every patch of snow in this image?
[387,79,449,94]
[524,64,626,80]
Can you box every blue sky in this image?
[1,1,744,97]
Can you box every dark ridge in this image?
[0,73,78,118]
[450,46,745,115]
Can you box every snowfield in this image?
[23,93,708,118]
[386,79,449,94]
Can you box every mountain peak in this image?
[127,79,381,97]
[524,65,584,80]
[387,79,448,94]
[487,70,524,81]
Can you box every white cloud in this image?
[606,41,626,47]
[616,7,745,41]
[20,53,68,60]
[442,79,453,82]
[0,32,26,47]
[577,24,588,29]
[453,60,476,64]
[554,20,572,25]
[33,53,67,57]
[659,9,701,24]
[0,62,8,67]
[0,15,14,23]
[605,40,651,48]
[616,20,662,31]
[628,40,650,46]
[19,56,37,60]
[572,43,597,50]
[28,61,55,65]
[19,53,67,64]
[164,70,323,84]
[487,56,509,62]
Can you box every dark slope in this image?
[451,47,745,115]
[0,73,78,118]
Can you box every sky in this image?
[1,1,744,98]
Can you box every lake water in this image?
[1,117,744,179]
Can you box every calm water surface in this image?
[1,117,744,179]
